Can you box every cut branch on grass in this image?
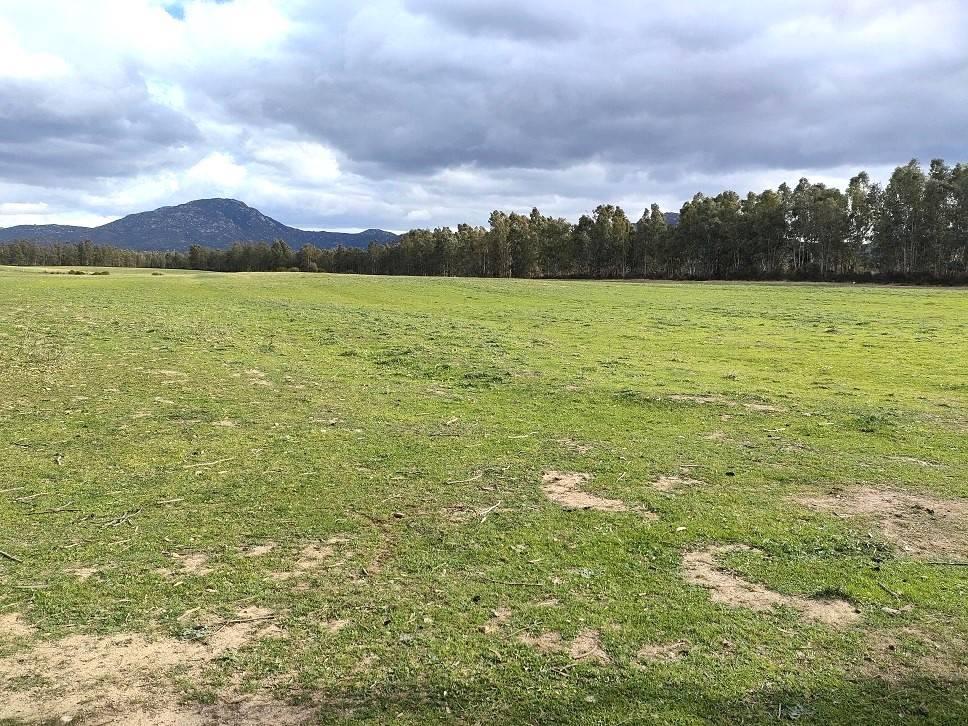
[0,549,23,563]
[479,501,502,523]
[878,582,902,599]
[102,509,141,528]
[471,575,545,588]
[182,457,235,469]
[15,492,47,502]
[447,472,483,485]
[28,504,81,515]
[213,614,278,629]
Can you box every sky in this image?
[1,0,966,233]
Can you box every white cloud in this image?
[249,140,342,183]
[0,19,70,79]
[185,152,248,189]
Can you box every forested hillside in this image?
[3,159,966,282]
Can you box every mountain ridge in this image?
[0,198,399,251]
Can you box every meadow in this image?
[1,266,966,725]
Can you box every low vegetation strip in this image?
[0,268,966,724]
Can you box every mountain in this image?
[664,212,680,226]
[0,199,399,251]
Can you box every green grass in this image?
[1,266,967,724]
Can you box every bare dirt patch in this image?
[0,613,35,640]
[635,640,691,663]
[0,608,307,725]
[66,566,98,581]
[241,543,276,558]
[483,607,512,635]
[743,403,787,413]
[665,395,787,413]
[542,471,655,519]
[322,619,351,634]
[668,395,728,405]
[518,631,564,653]
[796,488,968,559]
[862,627,968,683]
[269,542,342,582]
[682,545,860,627]
[171,552,212,576]
[542,471,627,512]
[207,607,284,654]
[517,629,611,664]
[152,369,188,378]
[569,629,611,664]
[558,438,592,455]
[653,475,705,493]
[245,369,273,388]
[889,456,942,468]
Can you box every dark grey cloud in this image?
[197,1,968,179]
[404,0,579,41]
[0,75,199,184]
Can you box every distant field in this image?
[1,266,967,725]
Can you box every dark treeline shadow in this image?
[3,158,966,284]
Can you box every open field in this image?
[1,266,967,725]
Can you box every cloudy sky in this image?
[1,0,966,232]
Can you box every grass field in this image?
[1,266,967,725]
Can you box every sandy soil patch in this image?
[682,545,860,627]
[667,395,728,405]
[542,471,655,519]
[665,395,787,413]
[569,629,611,664]
[295,544,335,569]
[517,629,611,664]
[66,566,98,581]
[558,438,592,454]
[518,631,564,653]
[889,456,941,468]
[636,640,691,663]
[245,369,273,387]
[796,488,968,559]
[653,475,705,493]
[483,607,512,635]
[171,553,212,576]
[269,542,341,582]
[743,403,787,413]
[0,607,307,725]
[862,627,968,683]
[207,607,284,654]
[0,613,36,640]
[241,543,276,558]
[322,619,351,634]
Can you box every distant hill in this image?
[664,212,680,226]
[0,198,399,251]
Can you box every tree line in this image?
[2,159,966,282]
